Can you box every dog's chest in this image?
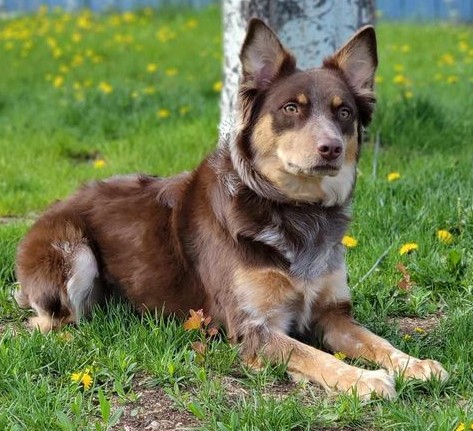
[254,207,346,280]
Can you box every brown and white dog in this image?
[15,19,448,399]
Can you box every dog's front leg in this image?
[241,327,396,399]
[318,308,448,381]
[314,270,449,382]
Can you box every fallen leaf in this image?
[396,262,415,291]
[183,309,204,331]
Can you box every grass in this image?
[1,5,473,431]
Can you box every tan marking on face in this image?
[331,95,343,108]
[252,114,276,156]
[344,121,359,163]
[296,93,308,104]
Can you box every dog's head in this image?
[231,19,377,205]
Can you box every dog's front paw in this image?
[334,368,396,400]
[401,358,449,382]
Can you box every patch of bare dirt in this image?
[112,377,198,431]
[390,313,445,335]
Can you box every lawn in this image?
[1,5,472,431]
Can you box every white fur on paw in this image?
[401,358,449,382]
[332,368,396,400]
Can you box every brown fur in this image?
[15,19,448,399]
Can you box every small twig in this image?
[352,244,393,290]
[372,131,380,179]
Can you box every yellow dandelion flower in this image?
[165,68,178,77]
[179,105,191,115]
[156,27,176,43]
[59,65,69,74]
[399,243,418,256]
[437,229,453,244]
[52,47,62,58]
[146,63,158,73]
[334,351,347,361]
[185,18,198,29]
[393,74,407,85]
[71,369,93,390]
[131,90,139,99]
[387,172,401,182]
[71,32,82,43]
[455,423,465,431]
[342,235,358,248]
[402,334,412,342]
[212,80,223,92]
[122,11,136,23]
[98,81,113,94]
[414,327,425,334]
[375,75,384,84]
[446,75,458,84]
[143,86,156,95]
[157,109,170,119]
[439,53,455,65]
[458,41,469,52]
[401,44,411,53]
[93,159,106,169]
[53,75,64,88]
[403,90,413,99]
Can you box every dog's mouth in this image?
[286,162,341,178]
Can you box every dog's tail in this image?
[15,221,102,332]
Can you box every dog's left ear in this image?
[323,26,378,93]
[240,19,296,91]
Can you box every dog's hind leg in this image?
[15,221,101,332]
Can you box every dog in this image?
[14,19,448,399]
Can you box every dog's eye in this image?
[338,107,351,120]
[283,103,299,114]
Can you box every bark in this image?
[220,0,375,131]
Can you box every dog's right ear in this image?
[240,19,296,91]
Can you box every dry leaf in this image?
[191,341,207,356]
[396,262,415,291]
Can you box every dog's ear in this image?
[323,26,378,93]
[240,19,296,91]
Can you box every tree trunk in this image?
[220,0,375,131]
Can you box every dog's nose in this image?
[317,139,343,161]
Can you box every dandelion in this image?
[93,159,106,169]
[446,75,458,84]
[98,81,113,94]
[122,12,136,23]
[402,334,412,342]
[342,235,358,248]
[393,74,407,85]
[437,229,453,244]
[414,327,425,334]
[399,243,418,256]
[185,18,198,29]
[387,172,401,182]
[146,63,158,73]
[156,27,176,43]
[165,68,178,77]
[179,105,191,115]
[375,75,384,84]
[53,75,64,88]
[334,352,347,361]
[403,90,413,99]
[71,32,82,43]
[439,53,455,65]
[157,109,170,119]
[458,41,469,52]
[71,368,93,390]
[212,80,223,92]
[455,423,465,431]
[59,65,69,74]
[143,86,156,95]
[401,44,411,53]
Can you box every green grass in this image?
[1,6,473,431]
